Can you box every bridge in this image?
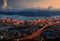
[14,17,60,41]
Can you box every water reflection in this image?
[0,15,46,20]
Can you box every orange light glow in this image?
[19,0,60,9]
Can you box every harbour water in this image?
[0,15,46,20]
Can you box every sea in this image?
[0,15,47,20]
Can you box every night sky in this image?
[0,0,60,10]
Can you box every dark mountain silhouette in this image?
[0,8,60,17]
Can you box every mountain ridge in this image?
[0,8,60,17]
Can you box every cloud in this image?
[8,7,13,9]
[1,0,60,10]
[15,0,60,9]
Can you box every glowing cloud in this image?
[1,0,60,10]
[2,0,7,9]
[15,0,60,9]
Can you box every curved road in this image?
[14,21,60,41]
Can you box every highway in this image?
[14,17,60,41]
